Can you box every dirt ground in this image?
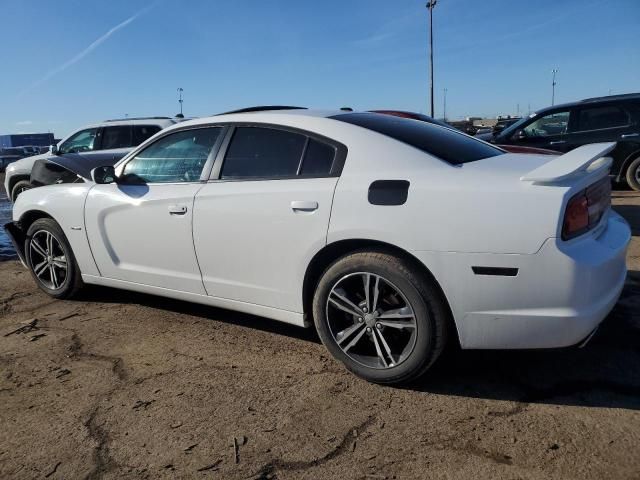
[0,191,639,480]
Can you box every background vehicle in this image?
[6,109,629,384]
[3,116,178,201]
[0,154,21,172]
[480,93,640,189]
[372,110,557,155]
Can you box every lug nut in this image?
[366,327,372,332]
[358,317,363,323]
[363,308,368,313]
[376,323,382,329]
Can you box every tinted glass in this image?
[577,106,629,131]
[221,127,306,179]
[300,139,335,175]
[522,111,569,137]
[133,125,162,145]
[330,113,503,165]
[123,127,221,183]
[59,128,98,154]
[101,126,132,150]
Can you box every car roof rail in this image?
[216,106,307,115]
[579,92,640,103]
[103,116,173,122]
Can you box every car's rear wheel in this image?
[312,251,448,384]
[11,180,33,202]
[24,218,83,299]
[626,156,640,192]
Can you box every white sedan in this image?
[5,109,631,384]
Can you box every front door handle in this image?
[168,205,188,215]
[621,133,639,139]
[549,140,567,145]
[290,200,318,212]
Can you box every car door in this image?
[193,125,346,313]
[84,126,225,293]
[507,110,573,152]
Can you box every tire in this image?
[625,156,640,192]
[24,218,84,299]
[11,180,33,202]
[312,251,448,384]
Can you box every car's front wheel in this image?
[626,155,640,192]
[313,251,448,384]
[11,180,33,202]
[25,218,83,299]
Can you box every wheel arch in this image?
[8,210,55,263]
[616,148,640,182]
[8,174,31,197]
[302,238,460,345]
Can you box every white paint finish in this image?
[11,110,632,352]
[520,142,616,182]
[81,274,306,327]
[193,178,338,313]
[411,211,630,348]
[11,184,100,276]
[84,183,206,294]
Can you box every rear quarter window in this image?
[331,113,504,165]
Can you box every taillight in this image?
[562,178,611,240]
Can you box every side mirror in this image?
[91,166,117,184]
[514,129,527,140]
[50,144,58,155]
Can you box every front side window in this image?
[101,126,132,150]
[221,127,306,179]
[122,127,222,183]
[59,128,98,154]
[576,106,629,131]
[522,111,569,138]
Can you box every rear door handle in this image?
[168,205,188,215]
[549,140,566,145]
[290,200,318,212]
[621,133,639,139]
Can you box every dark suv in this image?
[483,93,640,190]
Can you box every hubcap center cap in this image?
[364,313,376,326]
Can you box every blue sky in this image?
[1,0,638,137]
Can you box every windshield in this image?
[331,113,504,165]
[499,114,534,138]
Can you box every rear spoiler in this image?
[520,142,615,183]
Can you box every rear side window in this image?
[221,127,313,179]
[576,106,629,131]
[300,139,336,175]
[331,113,503,165]
[101,126,132,150]
[133,125,162,145]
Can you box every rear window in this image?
[331,113,504,165]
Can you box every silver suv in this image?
[4,117,178,201]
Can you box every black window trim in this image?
[207,122,348,182]
[115,125,229,185]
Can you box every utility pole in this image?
[443,88,447,122]
[177,87,184,117]
[551,69,558,106]
[426,1,437,117]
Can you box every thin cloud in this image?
[19,2,158,97]
[16,120,33,125]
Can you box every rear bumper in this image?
[413,211,631,349]
[3,222,27,266]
